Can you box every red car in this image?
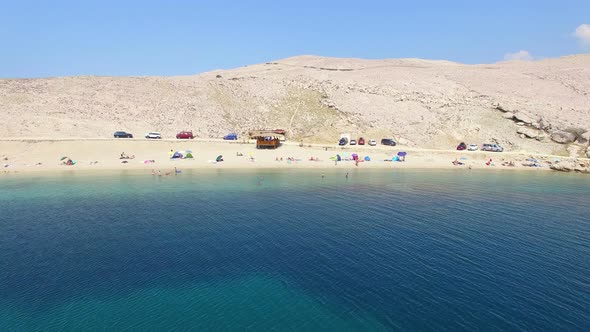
[358,137,365,145]
[176,131,194,139]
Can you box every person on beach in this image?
[346,172,349,179]
[151,169,155,176]
[174,167,177,175]
[158,170,162,176]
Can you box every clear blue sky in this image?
[1,0,588,77]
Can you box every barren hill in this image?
[1,54,589,156]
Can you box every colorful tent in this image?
[171,152,183,159]
[60,157,76,165]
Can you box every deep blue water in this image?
[1,169,590,331]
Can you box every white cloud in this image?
[574,24,590,44]
[503,50,534,61]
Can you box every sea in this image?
[1,169,589,331]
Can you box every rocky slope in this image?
[1,54,589,156]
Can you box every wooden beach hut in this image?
[249,130,285,149]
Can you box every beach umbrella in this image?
[336,154,341,161]
[397,152,407,157]
[352,153,358,160]
[60,156,68,161]
[216,155,223,162]
[364,156,371,161]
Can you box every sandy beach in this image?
[2,138,583,175]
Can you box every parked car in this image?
[381,138,396,146]
[350,139,357,145]
[273,129,286,135]
[145,132,161,139]
[358,137,365,145]
[468,144,479,151]
[176,131,194,139]
[481,143,503,152]
[457,142,467,150]
[338,137,348,146]
[114,131,133,138]
[223,133,238,140]
[368,139,377,146]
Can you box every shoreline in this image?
[1,139,586,175]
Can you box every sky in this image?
[1,0,589,78]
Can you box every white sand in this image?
[0,139,574,174]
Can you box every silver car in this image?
[481,143,503,152]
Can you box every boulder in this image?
[551,131,577,144]
[574,165,590,174]
[578,131,590,144]
[533,117,550,130]
[517,127,545,140]
[550,162,575,172]
[513,112,536,125]
[494,103,510,112]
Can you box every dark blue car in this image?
[223,133,238,140]
[114,131,133,138]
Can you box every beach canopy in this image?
[397,152,407,157]
[171,152,183,159]
[60,157,75,165]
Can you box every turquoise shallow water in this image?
[1,169,590,331]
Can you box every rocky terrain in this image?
[1,55,589,156]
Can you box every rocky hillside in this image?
[1,55,589,156]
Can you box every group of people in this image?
[120,152,135,159]
[275,157,298,162]
[151,167,180,176]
